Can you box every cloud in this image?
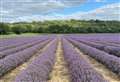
[62,0,87,6]
[1,0,86,14]
[65,3,120,20]
[1,0,87,22]
[0,0,120,22]
[95,0,106,2]
[10,14,66,22]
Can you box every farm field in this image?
[0,34,120,82]
[0,33,41,39]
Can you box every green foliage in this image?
[0,20,120,34]
[0,23,11,34]
[11,24,27,34]
[47,24,71,33]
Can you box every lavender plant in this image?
[14,39,57,82]
[62,39,108,82]
[68,38,120,76]
[0,38,48,58]
[0,40,50,77]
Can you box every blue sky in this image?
[0,0,120,22]
[59,0,119,14]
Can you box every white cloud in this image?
[1,0,86,14]
[66,3,120,20]
[62,0,87,6]
[0,0,87,22]
[10,14,66,23]
[0,0,120,22]
[95,0,106,2]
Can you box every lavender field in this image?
[0,34,120,82]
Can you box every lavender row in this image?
[0,36,52,51]
[66,34,120,45]
[0,37,39,51]
[92,40,120,47]
[74,39,120,57]
[0,36,38,47]
[0,35,56,46]
[0,40,50,77]
[62,39,108,82]
[0,38,48,59]
[0,36,50,46]
[68,38,120,76]
[70,37,120,47]
[14,39,57,82]
[104,46,120,57]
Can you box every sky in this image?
[0,0,120,22]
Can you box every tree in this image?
[0,23,10,34]
[11,24,27,34]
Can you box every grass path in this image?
[0,33,40,39]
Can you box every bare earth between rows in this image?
[0,40,120,82]
[0,41,52,82]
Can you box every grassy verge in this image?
[0,33,40,39]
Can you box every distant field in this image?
[1,33,119,38]
[0,33,41,39]
[0,34,120,82]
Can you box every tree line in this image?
[0,19,120,34]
